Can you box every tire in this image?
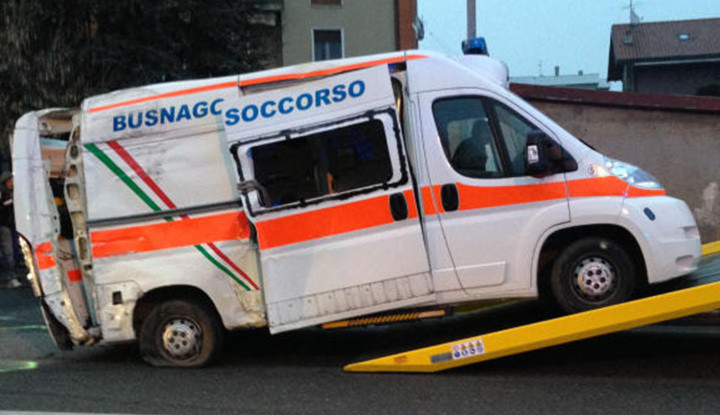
[139,299,223,368]
[550,237,636,314]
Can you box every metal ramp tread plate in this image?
[344,280,720,373]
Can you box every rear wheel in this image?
[139,299,223,367]
[550,237,636,313]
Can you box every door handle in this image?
[389,193,409,221]
[441,183,459,212]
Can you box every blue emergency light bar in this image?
[462,37,489,56]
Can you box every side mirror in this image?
[525,130,564,178]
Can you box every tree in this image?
[0,0,271,161]
[0,1,93,141]
[87,0,269,88]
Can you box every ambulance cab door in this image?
[229,67,433,334]
[418,89,571,297]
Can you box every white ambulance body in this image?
[13,51,701,366]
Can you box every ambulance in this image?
[12,50,701,367]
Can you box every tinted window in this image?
[252,120,393,207]
[432,97,503,178]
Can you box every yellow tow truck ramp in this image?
[345,280,720,373]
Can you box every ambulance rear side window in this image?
[251,120,393,207]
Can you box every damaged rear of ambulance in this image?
[13,108,94,349]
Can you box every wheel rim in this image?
[571,256,617,302]
[160,317,203,360]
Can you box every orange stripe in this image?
[91,211,250,258]
[431,185,446,214]
[35,241,56,271]
[256,194,398,250]
[121,178,655,254]
[424,176,663,215]
[239,54,427,87]
[456,181,567,211]
[568,176,626,198]
[250,175,668,250]
[421,186,437,215]
[88,81,238,113]
[404,189,419,219]
[256,181,570,250]
[567,176,665,198]
[428,182,565,214]
[67,269,82,282]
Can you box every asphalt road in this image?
[1,255,720,415]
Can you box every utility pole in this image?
[467,0,476,39]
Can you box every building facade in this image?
[282,0,418,66]
[608,18,720,95]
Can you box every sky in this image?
[418,0,720,83]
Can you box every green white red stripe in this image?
[85,141,258,291]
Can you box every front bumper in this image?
[620,196,701,284]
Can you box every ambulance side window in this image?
[251,120,393,207]
[432,97,504,179]
[485,101,538,177]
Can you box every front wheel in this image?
[550,237,636,314]
[139,299,223,367]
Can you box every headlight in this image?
[604,157,663,190]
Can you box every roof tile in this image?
[611,17,720,62]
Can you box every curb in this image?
[702,241,720,256]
